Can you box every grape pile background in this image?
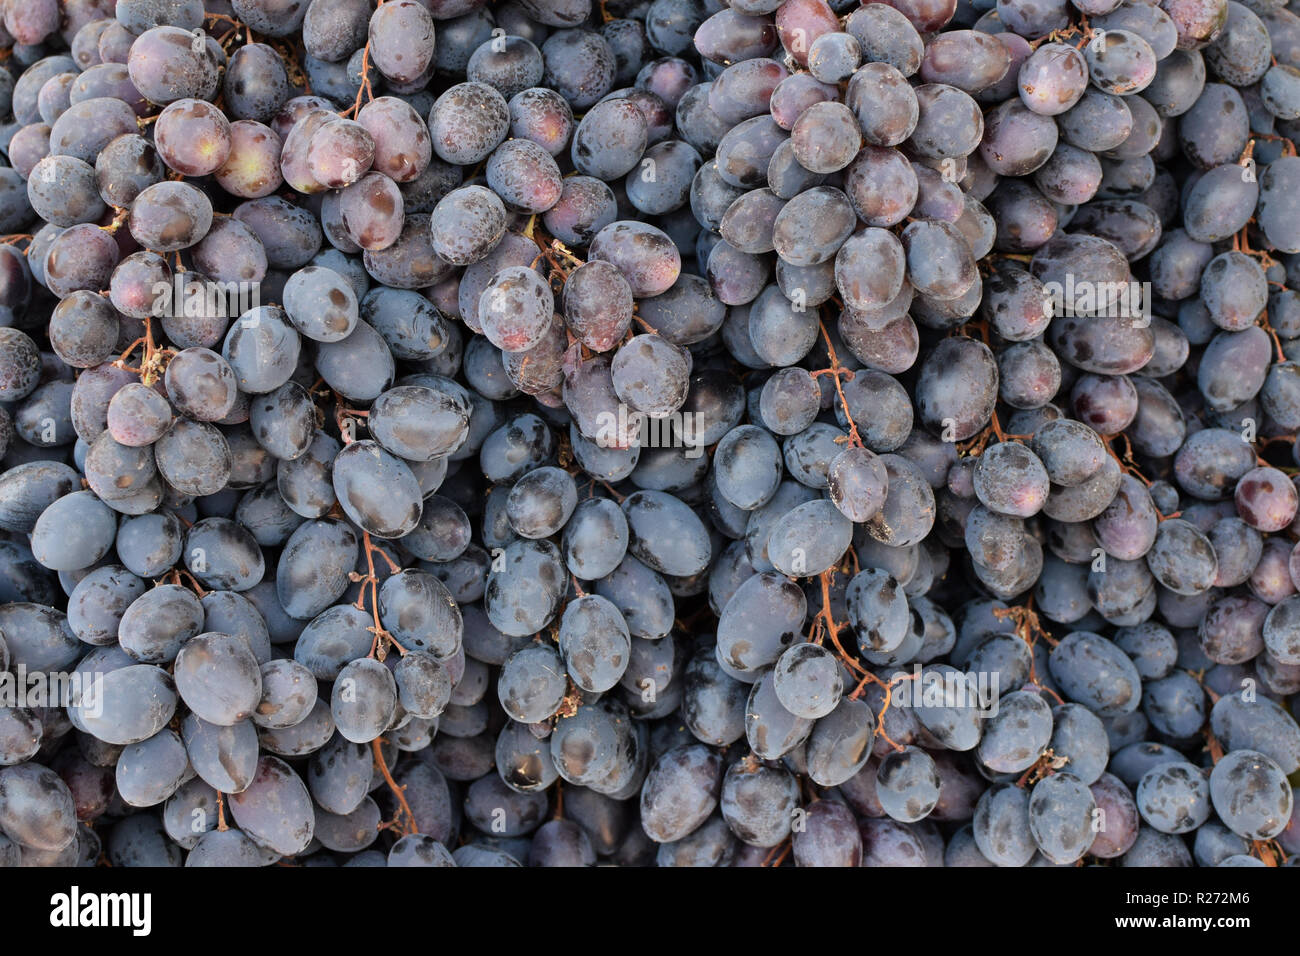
[0,0,1296,867]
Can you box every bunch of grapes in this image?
[0,0,1296,869]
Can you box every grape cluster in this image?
[0,0,1297,870]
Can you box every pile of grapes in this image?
[0,0,1297,868]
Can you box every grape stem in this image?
[555,677,582,719]
[587,477,625,503]
[332,393,370,444]
[807,566,845,646]
[163,567,209,598]
[811,317,863,449]
[352,530,406,661]
[847,669,916,753]
[991,600,1065,710]
[204,12,246,36]
[1232,215,1283,292]
[1258,307,1288,363]
[807,563,912,753]
[760,838,792,867]
[964,316,991,346]
[103,207,131,234]
[1014,748,1067,788]
[631,311,659,334]
[1254,132,1298,157]
[1251,838,1284,867]
[1028,13,1093,50]
[341,0,383,118]
[1100,431,1155,489]
[527,223,586,290]
[261,36,312,93]
[957,407,1021,458]
[372,738,417,837]
[330,388,404,664]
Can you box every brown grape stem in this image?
[816,589,915,752]
[808,567,844,646]
[848,670,915,753]
[103,207,130,235]
[761,838,792,867]
[1203,722,1225,764]
[372,738,417,837]
[1015,748,1067,788]
[592,478,625,502]
[1255,132,1298,157]
[1252,839,1284,866]
[1259,309,1288,363]
[631,310,659,334]
[1100,431,1153,487]
[343,5,382,121]
[992,600,1064,705]
[957,408,1014,458]
[355,531,405,661]
[811,317,864,449]
[164,567,210,598]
